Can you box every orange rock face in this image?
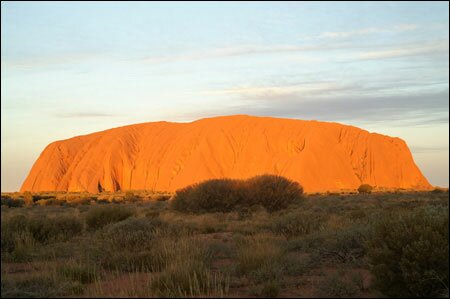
[21,115,432,193]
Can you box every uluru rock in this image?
[20,115,432,193]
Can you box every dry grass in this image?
[235,233,285,275]
[1,190,448,298]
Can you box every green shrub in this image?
[6,231,37,262]
[285,224,368,268]
[27,215,83,243]
[85,205,134,230]
[1,214,83,255]
[357,184,373,194]
[366,207,449,297]
[170,178,244,213]
[171,175,303,213]
[98,217,162,251]
[245,175,303,212]
[316,225,368,264]
[1,215,26,253]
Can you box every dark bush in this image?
[1,214,83,254]
[98,217,162,251]
[85,205,134,230]
[170,175,303,213]
[170,178,244,213]
[154,194,171,202]
[1,215,28,253]
[67,197,92,206]
[316,226,368,264]
[36,199,67,206]
[1,197,25,208]
[366,207,449,298]
[430,188,446,194]
[1,274,83,297]
[286,224,368,266]
[245,175,304,212]
[357,184,373,194]
[32,195,56,202]
[27,216,83,243]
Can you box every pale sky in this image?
[1,1,449,191]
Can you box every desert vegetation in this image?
[170,175,303,213]
[1,182,448,298]
[357,184,373,194]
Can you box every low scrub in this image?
[1,196,25,208]
[87,227,209,273]
[316,225,368,264]
[235,234,285,278]
[98,217,162,251]
[319,270,359,297]
[150,260,230,297]
[27,215,83,243]
[1,214,83,256]
[1,272,85,297]
[1,190,447,297]
[171,175,303,213]
[170,178,243,213]
[366,207,449,298]
[57,263,99,284]
[36,198,67,206]
[271,211,326,240]
[85,205,134,230]
[358,184,373,194]
[31,194,57,203]
[286,225,368,267]
[124,191,142,202]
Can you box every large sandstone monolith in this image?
[21,115,432,193]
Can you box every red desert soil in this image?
[21,115,432,193]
